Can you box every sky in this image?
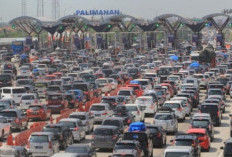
[0,0,232,22]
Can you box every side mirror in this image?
[220,146,224,150]
[170,139,173,143]
[229,114,232,117]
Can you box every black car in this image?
[42,124,73,149]
[171,134,201,157]
[146,124,166,148]
[64,93,77,109]
[65,144,96,157]
[101,96,117,109]
[113,105,135,125]
[102,117,125,133]
[199,103,222,126]
[0,74,13,87]
[220,138,232,157]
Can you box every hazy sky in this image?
[0,0,232,22]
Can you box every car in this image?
[95,78,112,93]
[146,124,166,148]
[42,124,73,149]
[58,118,86,143]
[153,107,178,134]
[65,144,97,157]
[220,138,232,157]
[207,95,225,113]
[0,74,13,87]
[135,96,157,116]
[0,99,15,111]
[19,93,40,113]
[170,134,201,157]
[27,105,51,121]
[113,140,144,156]
[190,113,214,141]
[171,97,192,116]
[46,93,67,113]
[0,116,12,141]
[117,87,136,103]
[164,146,196,157]
[0,109,28,131]
[112,148,140,157]
[1,87,27,105]
[125,104,145,122]
[198,103,222,126]
[92,125,121,149]
[163,100,186,121]
[64,93,79,109]
[69,112,94,134]
[0,145,29,157]
[193,74,209,89]
[187,128,211,152]
[89,103,112,123]
[122,131,153,157]
[16,79,35,92]
[46,85,63,94]
[27,132,59,157]
[102,117,125,133]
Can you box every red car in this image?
[44,74,57,81]
[187,128,210,152]
[27,104,51,121]
[47,93,68,113]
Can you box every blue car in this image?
[67,89,84,102]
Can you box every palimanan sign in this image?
[76,9,120,16]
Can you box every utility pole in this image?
[52,0,60,20]
[22,0,27,16]
[37,0,44,17]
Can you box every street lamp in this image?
[64,7,73,16]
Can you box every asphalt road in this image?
[2,90,231,157]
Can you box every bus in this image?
[11,41,24,55]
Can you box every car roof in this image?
[70,112,88,115]
[165,146,193,152]
[31,132,53,136]
[59,118,80,122]
[95,125,118,129]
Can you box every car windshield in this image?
[217,78,229,85]
[163,103,180,109]
[96,80,107,84]
[155,114,173,120]
[102,120,120,127]
[42,127,60,133]
[102,98,116,103]
[0,101,10,106]
[192,120,209,127]
[69,115,86,120]
[12,88,26,93]
[175,139,193,146]
[168,77,178,81]
[29,135,48,143]
[29,106,42,110]
[114,143,136,150]
[94,129,113,135]
[146,127,159,134]
[194,75,204,79]
[59,121,76,128]
[0,111,17,117]
[200,105,218,112]
[73,84,88,91]
[0,75,11,80]
[165,152,190,157]
[65,146,89,153]
[90,105,105,111]
[47,87,60,91]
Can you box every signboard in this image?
[26,36,32,45]
[76,9,120,16]
[168,34,175,43]
[192,34,198,43]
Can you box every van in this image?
[2,87,26,104]
[164,146,195,157]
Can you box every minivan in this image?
[2,87,26,104]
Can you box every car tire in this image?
[0,130,4,141]
[150,150,153,157]
[205,146,210,152]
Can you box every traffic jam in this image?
[0,47,231,157]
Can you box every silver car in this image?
[153,110,178,134]
[89,103,112,123]
[69,112,94,134]
[58,118,86,143]
[28,132,59,157]
[171,97,192,116]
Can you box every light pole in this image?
[64,7,73,16]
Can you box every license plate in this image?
[95,114,101,117]
[35,146,43,149]
[32,112,38,115]
[26,103,30,105]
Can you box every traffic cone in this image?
[105,91,108,96]
[7,134,14,146]
[0,142,2,147]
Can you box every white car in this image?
[19,66,31,76]
[89,103,113,123]
[125,104,145,122]
[108,78,118,90]
[135,96,157,116]
[95,78,112,93]
[20,93,40,112]
[163,100,186,121]
[171,97,192,116]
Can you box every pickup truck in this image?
[0,116,12,141]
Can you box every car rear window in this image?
[0,111,17,117]
[146,127,159,134]
[118,91,130,96]
[155,114,173,120]
[175,139,193,146]
[59,121,76,128]
[125,106,137,112]
[65,146,89,153]
[42,127,61,133]
[123,132,148,145]
[12,88,26,94]
[200,105,218,112]
[90,105,105,111]
[102,120,120,127]
[48,95,62,100]
[35,83,47,88]
[3,89,11,94]
[30,135,48,143]
[165,152,190,157]
[114,143,136,150]
[163,103,180,109]
[22,95,35,100]
[69,115,86,120]
[29,106,42,110]
[192,120,209,127]
[94,128,113,135]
